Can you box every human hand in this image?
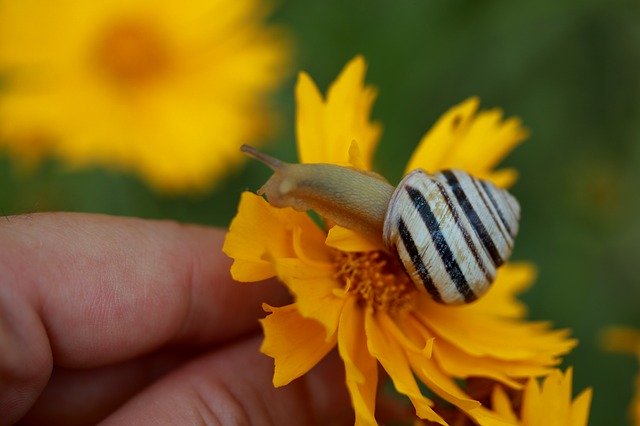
[0,213,358,425]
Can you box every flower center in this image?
[94,19,171,86]
[333,250,417,314]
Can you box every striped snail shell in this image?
[241,145,520,305]
[383,169,519,305]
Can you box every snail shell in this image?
[240,145,520,305]
[383,169,519,305]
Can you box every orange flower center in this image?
[93,19,171,87]
[333,250,417,314]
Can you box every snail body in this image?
[241,145,520,305]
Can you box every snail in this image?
[241,144,520,305]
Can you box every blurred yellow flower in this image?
[602,327,640,425]
[491,368,592,426]
[223,56,575,425]
[0,0,289,192]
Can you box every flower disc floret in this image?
[94,19,172,87]
[333,250,417,315]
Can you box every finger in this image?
[0,213,289,422]
[18,349,194,426]
[17,349,411,425]
[100,334,355,425]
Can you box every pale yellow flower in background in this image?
[224,56,576,425]
[0,0,289,192]
[602,327,640,425]
[491,368,592,426]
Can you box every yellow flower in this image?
[491,368,592,426]
[0,0,288,192]
[223,56,576,425]
[602,327,640,425]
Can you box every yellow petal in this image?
[601,326,640,355]
[473,412,519,426]
[450,110,527,174]
[295,71,326,164]
[381,313,434,357]
[406,346,480,411]
[433,339,548,389]
[491,385,519,423]
[402,329,519,425]
[406,97,480,174]
[518,368,592,426]
[416,294,575,361]
[348,139,367,169]
[223,192,327,282]
[482,168,519,189]
[325,225,384,252]
[260,303,336,387]
[273,258,345,337]
[325,56,380,169]
[601,328,639,425]
[466,262,535,319]
[633,373,640,426]
[405,97,528,189]
[295,55,381,169]
[292,225,334,269]
[338,297,378,426]
[365,311,445,424]
[521,375,542,424]
[570,387,593,426]
[540,369,571,425]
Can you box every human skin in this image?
[0,213,367,425]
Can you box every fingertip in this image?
[164,222,291,346]
[0,290,52,424]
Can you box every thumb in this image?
[100,334,355,425]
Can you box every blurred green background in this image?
[1,1,639,424]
